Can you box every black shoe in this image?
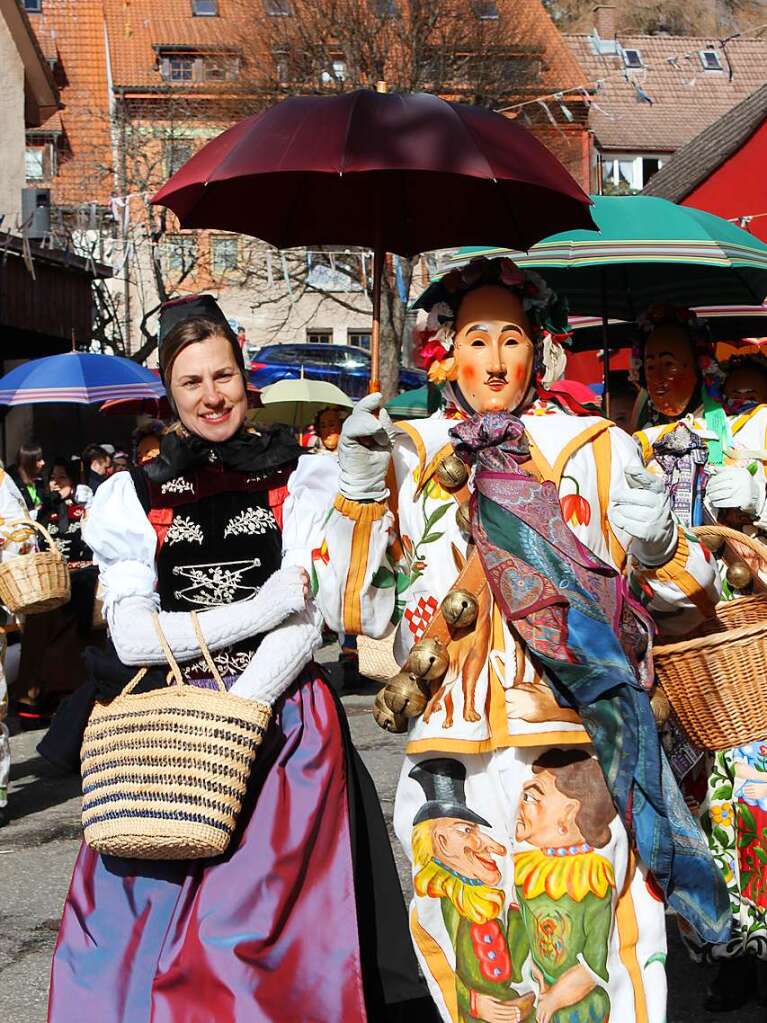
[704,956,756,1012]
[0,806,8,828]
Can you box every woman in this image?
[47,295,431,1023]
[8,442,47,517]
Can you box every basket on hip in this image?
[0,518,70,615]
[81,611,271,860]
[654,525,767,751]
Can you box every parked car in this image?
[249,343,425,399]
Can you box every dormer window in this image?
[700,49,723,71]
[158,46,240,83]
[24,0,42,11]
[192,0,218,14]
[471,0,499,18]
[263,0,292,14]
[622,48,643,69]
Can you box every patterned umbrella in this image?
[0,352,165,406]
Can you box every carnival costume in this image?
[295,259,730,1023]
[46,304,431,1023]
[634,323,767,968]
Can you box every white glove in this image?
[75,484,94,508]
[707,465,766,519]
[338,392,397,503]
[610,468,677,568]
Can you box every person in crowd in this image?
[12,459,96,727]
[8,442,47,517]
[632,308,767,1011]
[111,451,130,472]
[606,369,639,434]
[298,257,729,1023]
[80,444,110,492]
[46,294,432,1023]
[132,419,164,466]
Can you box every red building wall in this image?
[683,120,767,244]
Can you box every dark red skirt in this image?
[48,670,429,1023]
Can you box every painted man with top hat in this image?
[288,256,731,1023]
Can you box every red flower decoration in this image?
[416,338,449,370]
[560,493,591,527]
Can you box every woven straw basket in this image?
[654,525,767,751]
[81,612,271,860]
[357,632,400,682]
[0,518,70,615]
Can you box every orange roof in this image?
[567,33,767,153]
[29,0,112,206]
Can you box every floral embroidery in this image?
[560,475,592,527]
[172,559,263,607]
[183,648,256,680]
[223,506,277,538]
[161,477,195,495]
[166,515,204,546]
[53,538,72,559]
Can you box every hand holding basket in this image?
[0,518,70,615]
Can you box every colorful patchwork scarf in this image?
[450,412,730,944]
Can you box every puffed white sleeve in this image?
[82,472,310,666]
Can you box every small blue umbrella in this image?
[0,352,165,406]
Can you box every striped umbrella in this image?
[0,352,165,406]
[438,195,767,320]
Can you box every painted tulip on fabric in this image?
[560,492,592,526]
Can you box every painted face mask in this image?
[643,324,698,418]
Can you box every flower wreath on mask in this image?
[413,256,571,387]
[630,304,724,416]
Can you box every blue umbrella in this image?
[0,352,165,406]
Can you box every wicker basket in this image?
[357,632,400,682]
[81,612,271,860]
[0,519,70,615]
[654,525,767,751]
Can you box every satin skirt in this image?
[48,670,426,1023]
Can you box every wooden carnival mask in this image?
[452,285,535,414]
[724,363,767,408]
[643,324,698,418]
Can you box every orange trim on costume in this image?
[409,907,459,1023]
[333,494,388,523]
[406,728,591,756]
[395,421,427,490]
[593,428,627,571]
[731,405,762,438]
[637,528,716,619]
[342,517,373,635]
[550,422,610,487]
[615,852,649,1023]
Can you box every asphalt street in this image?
[0,648,761,1023]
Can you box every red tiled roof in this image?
[29,0,113,206]
[566,33,767,153]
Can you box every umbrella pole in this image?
[370,247,384,394]
[601,268,610,419]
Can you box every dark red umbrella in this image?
[152,89,594,390]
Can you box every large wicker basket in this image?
[654,525,767,751]
[0,518,70,615]
[81,612,271,860]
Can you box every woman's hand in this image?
[297,566,310,601]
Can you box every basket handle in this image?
[0,516,53,551]
[123,669,148,695]
[191,611,227,693]
[151,613,185,687]
[693,524,767,563]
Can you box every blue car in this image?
[249,343,425,399]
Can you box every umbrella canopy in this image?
[437,195,767,320]
[569,304,767,351]
[152,90,595,390]
[0,352,165,406]
[253,378,353,428]
[385,383,443,420]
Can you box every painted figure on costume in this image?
[297,257,730,1023]
[633,319,767,1009]
[410,758,535,1023]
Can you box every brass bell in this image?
[455,500,471,536]
[373,687,408,733]
[379,671,429,719]
[726,559,753,590]
[701,533,725,554]
[434,454,469,491]
[441,588,479,629]
[405,637,450,681]
[650,688,671,728]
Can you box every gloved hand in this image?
[338,392,398,502]
[706,465,766,519]
[610,468,677,568]
[74,484,94,508]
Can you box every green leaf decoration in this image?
[395,573,412,594]
[739,832,755,848]
[644,953,667,969]
[371,567,396,589]
[422,531,445,545]
[424,502,451,534]
[713,826,732,850]
[741,805,757,831]
[713,786,733,801]
[310,563,319,597]
[755,847,767,865]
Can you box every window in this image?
[165,235,197,274]
[25,143,56,180]
[622,48,643,69]
[307,329,333,344]
[192,0,218,13]
[600,153,662,194]
[274,48,290,84]
[164,140,194,177]
[204,55,240,81]
[370,0,398,15]
[263,0,292,14]
[211,236,238,274]
[320,59,347,86]
[348,330,371,351]
[471,0,499,18]
[23,0,42,11]
[700,49,723,71]
[169,56,195,82]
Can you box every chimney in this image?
[594,4,616,39]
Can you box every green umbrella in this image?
[436,195,767,320]
[385,383,443,420]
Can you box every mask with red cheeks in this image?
[452,285,535,414]
[643,325,698,418]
